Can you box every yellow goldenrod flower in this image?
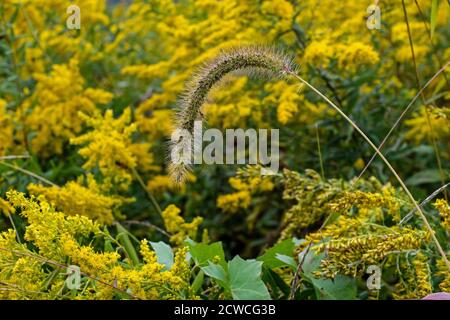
[21,59,113,156]
[405,106,449,144]
[71,108,145,190]
[434,199,450,232]
[28,175,133,225]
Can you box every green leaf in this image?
[406,169,443,186]
[116,223,139,265]
[228,256,271,300]
[102,227,114,252]
[430,0,439,39]
[104,238,114,253]
[191,270,204,293]
[188,241,226,268]
[150,241,174,270]
[202,256,272,300]
[257,238,295,269]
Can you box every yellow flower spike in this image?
[5,190,100,260]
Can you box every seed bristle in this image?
[169,45,296,184]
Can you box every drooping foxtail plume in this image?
[169,46,296,184]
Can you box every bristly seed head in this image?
[169,45,296,184]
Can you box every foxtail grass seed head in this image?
[169,46,295,184]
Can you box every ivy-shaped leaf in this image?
[201,256,271,300]
[228,256,271,300]
[187,241,226,268]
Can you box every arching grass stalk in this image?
[0,155,30,160]
[170,46,450,271]
[131,167,162,216]
[0,160,58,187]
[287,70,450,272]
[401,0,447,201]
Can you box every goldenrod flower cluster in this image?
[27,175,132,225]
[436,257,450,293]
[316,227,427,278]
[20,59,113,156]
[304,41,379,72]
[434,199,450,232]
[280,169,350,239]
[405,106,450,144]
[329,187,403,221]
[0,192,193,299]
[71,108,152,190]
[162,205,203,246]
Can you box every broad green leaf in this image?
[202,261,228,288]
[430,0,439,39]
[263,268,291,297]
[257,238,295,269]
[188,241,226,267]
[228,256,271,300]
[406,169,444,185]
[150,241,174,270]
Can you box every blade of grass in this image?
[0,247,141,299]
[131,167,162,216]
[0,160,58,187]
[116,222,140,266]
[430,0,439,39]
[0,155,30,160]
[401,0,447,200]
